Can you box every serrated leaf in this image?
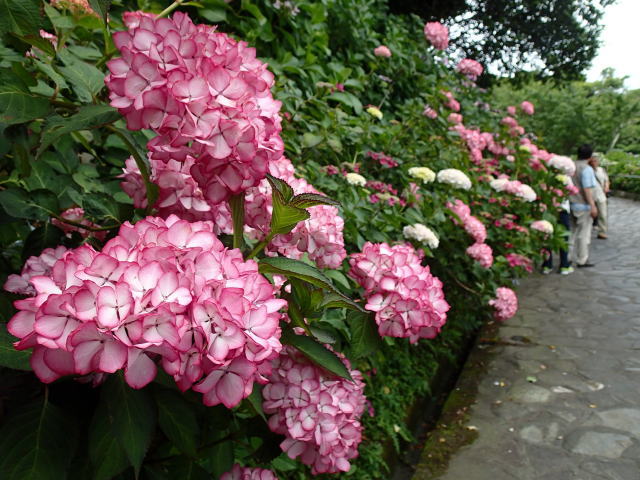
[246,384,267,421]
[281,329,352,380]
[0,0,43,36]
[82,192,128,223]
[318,292,365,312]
[102,374,156,474]
[154,389,199,457]
[58,52,105,103]
[0,327,31,370]
[167,460,210,480]
[37,105,120,157]
[266,173,294,202]
[0,84,50,125]
[88,0,111,24]
[0,398,79,480]
[289,192,340,208]
[12,33,55,57]
[88,399,130,480]
[0,188,59,221]
[271,201,309,236]
[327,91,363,114]
[348,310,382,359]
[258,256,337,292]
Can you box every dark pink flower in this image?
[489,287,518,321]
[423,22,449,50]
[373,45,392,57]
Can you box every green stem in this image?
[158,0,186,18]
[246,232,275,260]
[52,214,118,232]
[229,192,245,250]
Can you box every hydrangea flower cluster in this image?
[423,22,449,50]
[6,215,287,408]
[456,59,483,81]
[345,172,367,186]
[447,199,487,243]
[447,113,463,124]
[490,177,537,202]
[436,169,472,190]
[105,12,284,204]
[262,346,366,475]
[548,155,576,175]
[408,167,436,184]
[466,242,493,268]
[403,223,439,249]
[520,101,535,115]
[442,91,460,112]
[422,105,438,118]
[505,253,533,273]
[349,242,449,342]
[373,45,392,57]
[531,220,554,235]
[5,246,68,296]
[367,151,398,168]
[489,287,518,321]
[221,465,277,480]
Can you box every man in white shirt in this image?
[589,155,609,239]
[569,144,598,267]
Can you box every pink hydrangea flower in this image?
[489,287,518,321]
[373,45,392,57]
[349,243,449,342]
[447,113,463,124]
[221,465,277,480]
[4,246,68,296]
[442,90,460,112]
[466,242,493,268]
[456,59,483,81]
[505,253,533,273]
[105,12,284,205]
[423,22,449,50]
[263,346,366,475]
[6,216,286,407]
[52,208,107,241]
[447,200,487,243]
[520,101,535,115]
[506,106,516,116]
[422,105,438,118]
[366,151,398,168]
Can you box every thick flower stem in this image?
[158,0,186,18]
[229,192,245,250]
[246,232,275,260]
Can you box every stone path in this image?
[423,197,640,480]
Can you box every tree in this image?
[389,0,616,80]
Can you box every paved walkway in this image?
[420,197,640,480]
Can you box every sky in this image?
[586,0,640,89]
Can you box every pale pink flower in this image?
[422,105,438,118]
[349,243,449,342]
[263,346,366,475]
[520,101,535,115]
[373,45,392,57]
[442,90,460,112]
[4,246,68,296]
[506,106,516,116]
[423,22,449,50]
[221,465,278,480]
[489,287,518,321]
[52,208,106,241]
[447,113,463,124]
[447,199,486,243]
[456,59,483,81]
[505,253,533,272]
[466,243,493,268]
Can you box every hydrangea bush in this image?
[0,0,569,478]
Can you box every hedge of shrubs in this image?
[0,1,572,479]
[605,151,640,195]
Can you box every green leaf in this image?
[166,460,210,480]
[102,374,156,475]
[289,192,340,208]
[270,200,309,236]
[348,310,382,359]
[318,292,365,312]
[0,0,43,36]
[0,83,50,125]
[327,92,363,114]
[258,256,337,292]
[266,173,294,202]
[154,389,199,458]
[200,7,228,23]
[302,132,323,148]
[88,0,111,24]
[82,192,129,223]
[12,33,56,57]
[0,188,59,221]
[58,51,105,102]
[37,105,120,157]
[0,398,79,480]
[0,327,31,370]
[246,384,267,422]
[88,399,130,480]
[206,440,234,479]
[22,223,65,261]
[281,329,352,380]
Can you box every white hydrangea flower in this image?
[489,178,508,191]
[408,167,436,184]
[548,155,576,175]
[555,174,569,185]
[516,184,537,202]
[345,172,367,186]
[436,168,472,190]
[403,223,439,249]
[531,220,554,234]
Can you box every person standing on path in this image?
[590,154,610,239]
[569,144,598,267]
